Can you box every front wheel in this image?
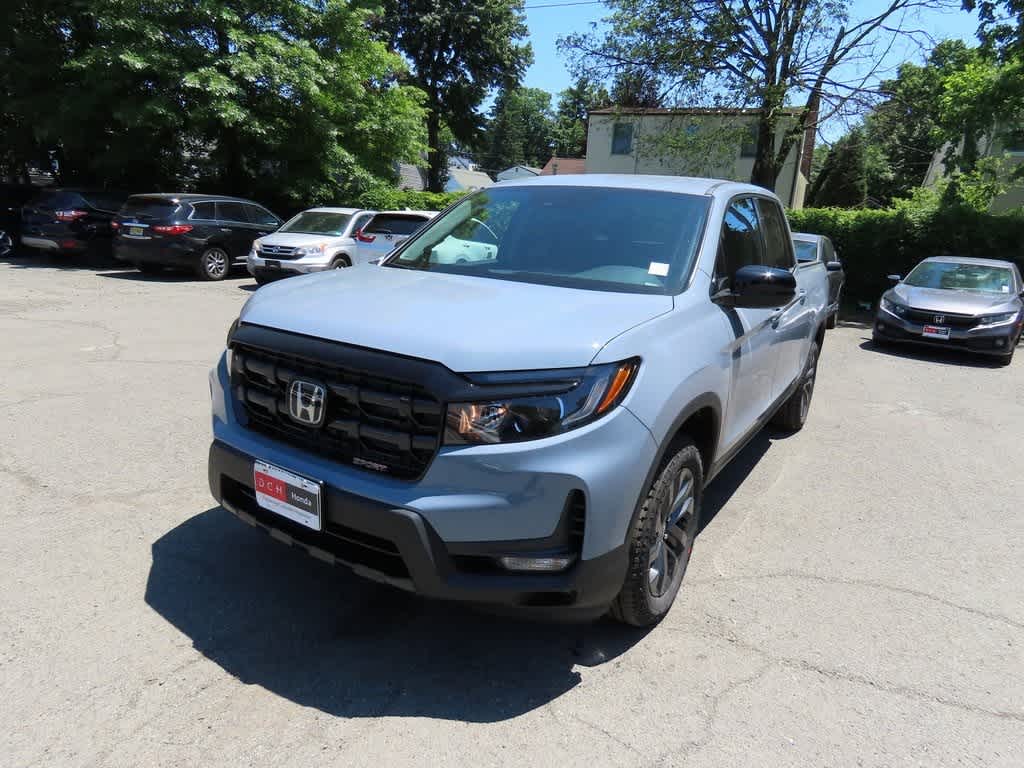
[611,439,703,627]
[771,339,820,431]
[196,247,230,281]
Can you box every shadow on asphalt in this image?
[858,338,1012,368]
[96,269,251,283]
[146,424,780,721]
[0,247,128,272]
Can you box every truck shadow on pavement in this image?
[145,433,775,722]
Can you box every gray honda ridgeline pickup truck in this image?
[209,175,829,625]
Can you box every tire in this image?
[254,274,271,286]
[196,246,230,281]
[0,230,12,258]
[826,310,837,330]
[330,255,351,269]
[998,344,1015,366]
[771,338,820,431]
[610,438,703,627]
[134,262,163,275]
[871,331,888,347]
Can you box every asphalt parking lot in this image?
[2,254,1022,767]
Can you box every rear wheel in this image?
[611,439,703,627]
[196,247,230,281]
[330,255,351,269]
[771,339,820,431]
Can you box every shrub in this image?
[349,185,468,212]
[788,204,1024,303]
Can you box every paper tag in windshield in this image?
[1001,285,1009,292]
[648,262,670,277]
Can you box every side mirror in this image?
[826,261,843,272]
[887,274,902,283]
[714,265,797,309]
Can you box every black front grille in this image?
[232,343,443,480]
[259,244,299,259]
[904,308,978,328]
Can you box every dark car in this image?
[0,183,38,257]
[20,188,128,258]
[874,256,1024,365]
[113,194,282,280]
[792,232,844,329]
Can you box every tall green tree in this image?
[1,0,427,207]
[551,78,610,157]
[380,0,531,191]
[482,87,555,171]
[861,41,975,204]
[562,0,958,193]
[807,129,867,207]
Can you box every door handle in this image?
[798,289,807,305]
[220,227,232,233]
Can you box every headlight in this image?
[295,244,326,257]
[880,297,907,316]
[978,311,1018,325]
[253,241,262,253]
[444,359,640,445]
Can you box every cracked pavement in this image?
[2,256,1022,767]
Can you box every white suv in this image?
[247,207,376,284]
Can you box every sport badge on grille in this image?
[288,380,326,427]
[933,315,945,324]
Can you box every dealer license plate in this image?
[922,325,951,340]
[253,460,322,531]
[128,226,144,237]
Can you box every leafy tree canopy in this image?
[807,128,868,208]
[379,0,532,191]
[551,78,610,158]
[482,87,555,172]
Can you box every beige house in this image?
[923,129,1024,213]
[584,107,814,208]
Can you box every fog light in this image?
[995,338,1005,348]
[498,555,575,572]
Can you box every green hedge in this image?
[349,187,468,212]
[787,206,1024,303]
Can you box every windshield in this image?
[385,186,711,294]
[794,240,818,263]
[279,211,351,236]
[904,261,1015,294]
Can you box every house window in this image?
[740,123,758,158]
[611,123,634,155]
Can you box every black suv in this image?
[0,183,38,257]
[20,188,128,258]
[113,194,282,280]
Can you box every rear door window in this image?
[365,214,430,236]
[245,204,279,226]
[794,240,818,263]
[216,202,249,224]
[190,202,215,220]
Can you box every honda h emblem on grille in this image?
[933,315,945,324]
[288,380,326,426]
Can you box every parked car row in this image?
[3,186,437,281]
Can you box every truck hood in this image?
[891,284,1020,314]
[239,265,673,371]
[256,232,354,248]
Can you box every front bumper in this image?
[208,353,656,619]
[209,439,628,619]
[874,310,1021,357]
[247,251,340,279]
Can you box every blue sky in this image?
[521,0,980,133]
